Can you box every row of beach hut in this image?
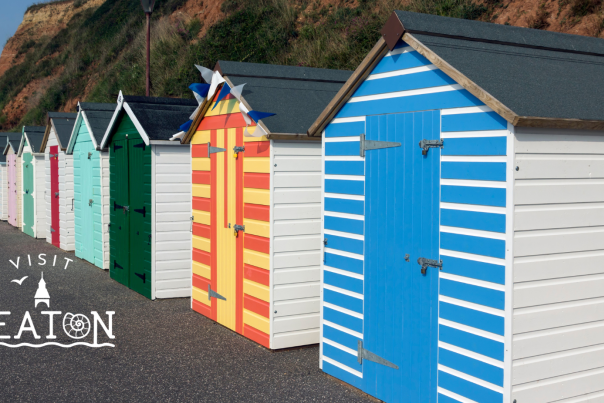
[1,11,604,402]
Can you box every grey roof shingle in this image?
[5,133,21,154]
[79,103,116,145]
[0,133,10,162]
[23,126,46,153]
[48,112,77,149]
[123,96,197,141]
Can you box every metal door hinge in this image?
[190,216,194,232]
[233,145,245,158]
[135,272,146,283]
[133,142,146,151]
[419,139,443,155]
[357,340,399,369]
[360,133,401,158]
[134,206,146,217]
[114,260,124,270]
[417,257,442,275]
[113,201,129,214]
[113,144,122,151]
[50,227,55,233]
[233,224,245,237]
[206,142,226,158]
[208,285,226,301]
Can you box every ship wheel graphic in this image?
[63,313,91,339]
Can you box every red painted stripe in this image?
[244,324,270,348]
[192,144,208,158]
[213,88,235,102]
[192,197,210,212]
[211,129,218,321]
[192,171,210,184]
[224,129,228,229]
[236,127,244,335]
[244,173,270,190]
[193,223,211,239]
[192,299,212,319]
[244,264,269,287]
[193,248,211,266]
[198,114,255,131]
[244,234,270,255]
[244,203,270,222]
[192,274,211,291]
[244,141,270,157]
[244,294,270,318]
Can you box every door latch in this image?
[89,199,93,206]
[419,139,444,155]
[233,145,245,158]
[88,152,92,159]
[357,340,399,369]
[233,224,245,237]
[417,257,442,275]
[206,142,226,158]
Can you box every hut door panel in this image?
[110,140,130,287]
[22,153,34,237]
[80,143,95,263]
[363,112,440,402]
[7,154,16,227]
[50,146,60,247]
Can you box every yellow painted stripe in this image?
[191,130,211,144]
[243,126,269,142]
[244,279,270,302]
[193,158,210,171]
[243,157,270,173]
[192,184,210,198]
[193,235,210,252]
[243,309,270,334]
[192,286,211,306]
[244,249,270,271]
[192,209,210,225]
[192,261,211,279]
[243,188,269,206]
[244,218,269,238]
[205,99,239,117]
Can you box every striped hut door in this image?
[50,146,60,247]
[7,154,16,227]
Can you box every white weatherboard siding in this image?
[34,155,46,238]
[271,140,322,349]
[0,164,6,220]
[45,133,58,243]
[153,145,192,299]
[512,127,604,402]
[100,151,110,269]
[59,151,75,250]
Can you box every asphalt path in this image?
[0,222,373,402]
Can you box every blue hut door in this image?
[362,111,440,403]
[80,142,95,263]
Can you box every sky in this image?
[0,0,40,54]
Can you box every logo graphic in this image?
[34,272,50,308]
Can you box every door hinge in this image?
[207,142,226,158]
[417,257,442,275]
[114,201,129,214]
[357,340,399,369]
[419,139,444,155]
[113,144,123,151]
[233,224,245,237]
[233,145,245,158]
[360,133,401,158]
[87,152,92,159]
[89,199,93,206]
[54,192,59,198]
[133,142,146,151]
[50,227,55,233]
[135,272,146,283]
[134,206,146,217]
[190,216,194,232]
[208,285,226,301]
[113,260,124,270]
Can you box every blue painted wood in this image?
[354,69,456,97]
[325,198,364,215]
[441,232,506,259]
[441,112,507,132]
[325,121,365,138]
[325,270,363,294]
[441,185,506,207]
[324,306,363,333]
[337,89,483,118]
[325,161,364,176]
[324,289,363,314]
[324,234,363,256]
[438,394,462,403]
[439,348,504,387]
[441,209,506,233]
[323,343,362,372]
[323,324,360,351]
[441,162,506,182]
[363,111,439,402]
[439,302,505,335]
[441,255,505,285]
[73,125,97,265]
[439,325,504,361]
[325,141,360,156]
[438,371,503,402]
[324,252,364,274]
[325,216,364,235]
[442,137,507,156]
[440,279,505,310]
[370,50,431,75]
[325,179,364,195]
[322,361,363,388]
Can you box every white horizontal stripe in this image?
[324,156,364,162]
[440,249,505,266]
[439,364,504,394]
[324,192,364,201]
[441,178,507,189]
[441,155,507,163]
[330,116,366,124]
[324,229,364,241]
[324,265,364,280]
[323,320,363,338]
[323,337,357,356]
[324,136,360,143]
[324,211,364,221]
[440,272,506,292]
[440,225,506,240]
[324,302,364,319]
[349,84,463,103]
[439,318,505,342]
[440,105,494,115]
[385,46,412,57]
[441,130,509,139]
[321,356,363,377]
[439,295,505,317]
[325,174,365,181]
[438,387,479,403]
[439,341,504,368]
[324,248,364,261]
[323,284,364,300]
[440,202,506,215]
[366,64,437,80]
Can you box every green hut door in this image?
[22,153,34,237]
